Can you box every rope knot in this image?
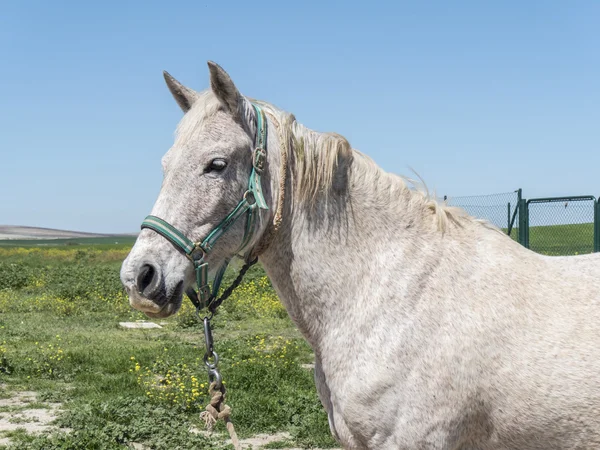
[199,381,241,449]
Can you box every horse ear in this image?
[207,61,241,114]
[163,71,198,113]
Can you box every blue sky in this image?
[1,1,599,233]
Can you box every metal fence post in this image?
[525,200,530,248]
[507,189,522,238]
[518,198,528,247]
[590,196,597,254]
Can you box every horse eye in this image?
[206,159,227,173]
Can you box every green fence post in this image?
[518,198,528,247]
[506,188,521,240]
[507,202,511,236]
[525,200,530,248]
[595,199,600,253]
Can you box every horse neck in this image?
[258,151,449,349]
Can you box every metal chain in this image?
[197,256,259,388]
[202,316,222,388]
[200,317,241,449]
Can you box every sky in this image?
[1,1,599,233]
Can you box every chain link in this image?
[202,315,222,388]
[195,255,259,389]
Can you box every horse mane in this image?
[181,90,480,234]
[252,99,471,233]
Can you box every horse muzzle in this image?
[123,261,184,318]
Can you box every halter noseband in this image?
[140,103,269,311]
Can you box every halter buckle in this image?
[198,285,211,302]
[253,147,267,173]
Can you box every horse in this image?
[120,61,600,449]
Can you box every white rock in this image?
[119,321,162,329]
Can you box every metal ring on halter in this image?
[243,190,257,206]
[204,350,219,369]
[189,245,206,263]
[197,307,214,320]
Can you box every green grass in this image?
[527,223,595,256]
[0,246,337,449]
[0,236,137,248]
[2,224,592,448]
[503,222,596,256]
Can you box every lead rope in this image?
[198,110,288,450]
[200,382,241,449]
[198,314,243,450]
[207,257,258,314]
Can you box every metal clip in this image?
[198,285,211,303]
[203,317,213,355]
[253,147,267,172]
[204,350,219,370]
[202,317,221,388]
[208,368,222,389]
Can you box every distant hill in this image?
[0,225,137,240]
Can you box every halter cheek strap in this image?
[140,103,269,311]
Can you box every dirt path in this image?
[237,431,339,449]
[0,390,66,447]
[219,431,340,449]
[180,429,341,449]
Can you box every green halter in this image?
[140,103,269,310]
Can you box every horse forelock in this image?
[173,90,223,145]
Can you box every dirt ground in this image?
[0,390,66,447]
[0,389,340,449]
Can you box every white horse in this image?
[121,62,600,449]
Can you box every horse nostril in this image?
[137,263,159,297]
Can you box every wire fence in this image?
[445,190,520,241]
[525,197,597,256]
[444,189,599,256]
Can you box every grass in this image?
[0,243,337,449]
[0,236,137,248]
[0,222,593,448]
[503,222,596,256]
[527,223,595,256]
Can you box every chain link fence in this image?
[525,197,596,256]
[444,189,599,256]
[444,190,521,241]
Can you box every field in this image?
[0,243,337,449]
[505,222,596,256]
[0,237,137,248]
[0,224,594,449]
[527,223,596,256]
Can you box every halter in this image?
[140,103,270,311]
